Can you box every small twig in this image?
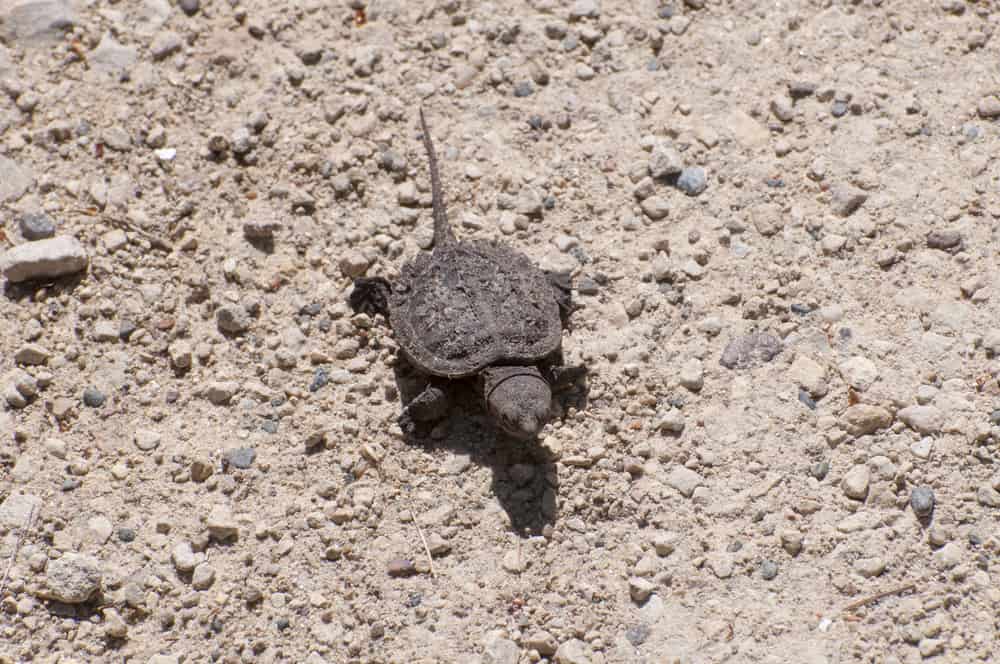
[409,508,435,579]
[107,216,173,252]
[0,504,37,597]
[843,583,916,613]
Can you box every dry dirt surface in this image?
[2,0,1000,663]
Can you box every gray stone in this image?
[171,541,201,573]
[829,184,867,217]
[854,557,886,578]
[554,638,591,664]
[978,486,1000,508]
[676,167,707,196]
[483,636,519,664]
[640,196,670,220]
[649,143,683,179]
[82,386,106,408]
[927,230,962,251]
[1,236,88,283]
[216,305,251,333]
[839,356,878,391]
[911,486,935,517]
[720,332,782,369]
[204,381,238,406]
[90,32,137,77]
[18,212,55,240]
[150,30,183,60]
[45,552,103,603]
[191,563,216,590]
[14,343,50,365]
[760,560,779,580]
[224,447,256,469]
[0,155,34,203]
[0,0,75,44]
[569,0,600,21]
[0,492,41,529]
[678,359,704,391]
[525,631,557,656]
[179,0,200,15]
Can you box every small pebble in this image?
[675,167,707,196]
[82,387,106,408]
[760,560,779,580]
[911,486,935,518]
[387,558,416,577]
[842,465,871,501]
[224,447,256,469]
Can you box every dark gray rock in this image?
[18,212,56,240]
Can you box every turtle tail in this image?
[418,108,455,248]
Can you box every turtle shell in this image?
[389,240,562,378]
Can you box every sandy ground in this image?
[2,0,1000,663]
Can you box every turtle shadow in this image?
[2,270,88,302]
[392,362,562,537]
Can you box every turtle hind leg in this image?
[349,277,392,317]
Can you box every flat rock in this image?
[0,155,34,203]
[666,466,703,498]
[1,236,88,283]
[0,0,75,44]
[90,32,137,77]
[829,184,867,217]
[45,552,103,603]
[0,492,41,528]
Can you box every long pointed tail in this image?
[418,108,455,247]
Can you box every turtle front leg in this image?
[549,364,588,393]
[398,384,450,436]
[544,270,577,323]
[403,384,450,421]
[348,277,392,318]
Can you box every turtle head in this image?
[483,366,552,440]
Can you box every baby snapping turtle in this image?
[350,110,583,439]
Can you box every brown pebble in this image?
[387,558,416,578]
